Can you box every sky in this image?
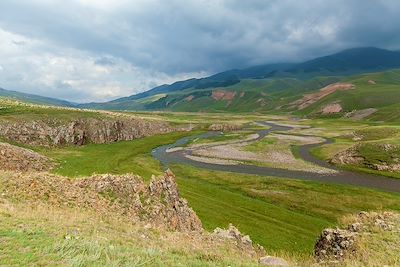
[0,0,399,103]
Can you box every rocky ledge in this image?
[1,170,202,232]
[0,117,174,146]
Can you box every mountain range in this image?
[1,47,400,121]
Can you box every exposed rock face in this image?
[330,144,365,166]
[147,170,203,232]
[213,224,265,258]
[314,228,357,262]
[2,170,202,232]
[0,118,173,146]
[211,90,236,101]
[315,211,398,263]
[208,123,241,132]
[0,142,53,172]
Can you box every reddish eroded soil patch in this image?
[322,103,343,114]
[211,90,236,101]
[184,95,194,102]
[290,83,355,110]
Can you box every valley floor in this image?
[1,108,400,265]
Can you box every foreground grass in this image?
[40,131,199,179]
[0,200,261,266]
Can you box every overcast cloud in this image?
[0,0,399,102]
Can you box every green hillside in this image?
[0,88,75,107]
[293,70,400,122]
[107,69,399,124]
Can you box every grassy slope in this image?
[97,69,400,121]
[151,77,339,113]
[0,88,74,107]
[0,99,107,122]
[295,70,400,122]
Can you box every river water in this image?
[152,122,400,193]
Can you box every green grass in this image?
[353,127,400,141]
[244,137,276,152]
[0,99,104,122]
[186,132,250,146]
[39,131,199,179]
[0,201,260,266]
[171,164,400,256]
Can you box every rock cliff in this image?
[0,117,174,146]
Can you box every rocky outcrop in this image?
[213,224,265,258]
[0,142,53,172]
[315,211,399,263]
[208,123,241,132]
[2,170,202,232]
[331,143,400,172]
[0,117,173,146]
[314,228,357,262]
[147,170,203,231]
[330,144,365,166]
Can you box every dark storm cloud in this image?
[0,0,399,101]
